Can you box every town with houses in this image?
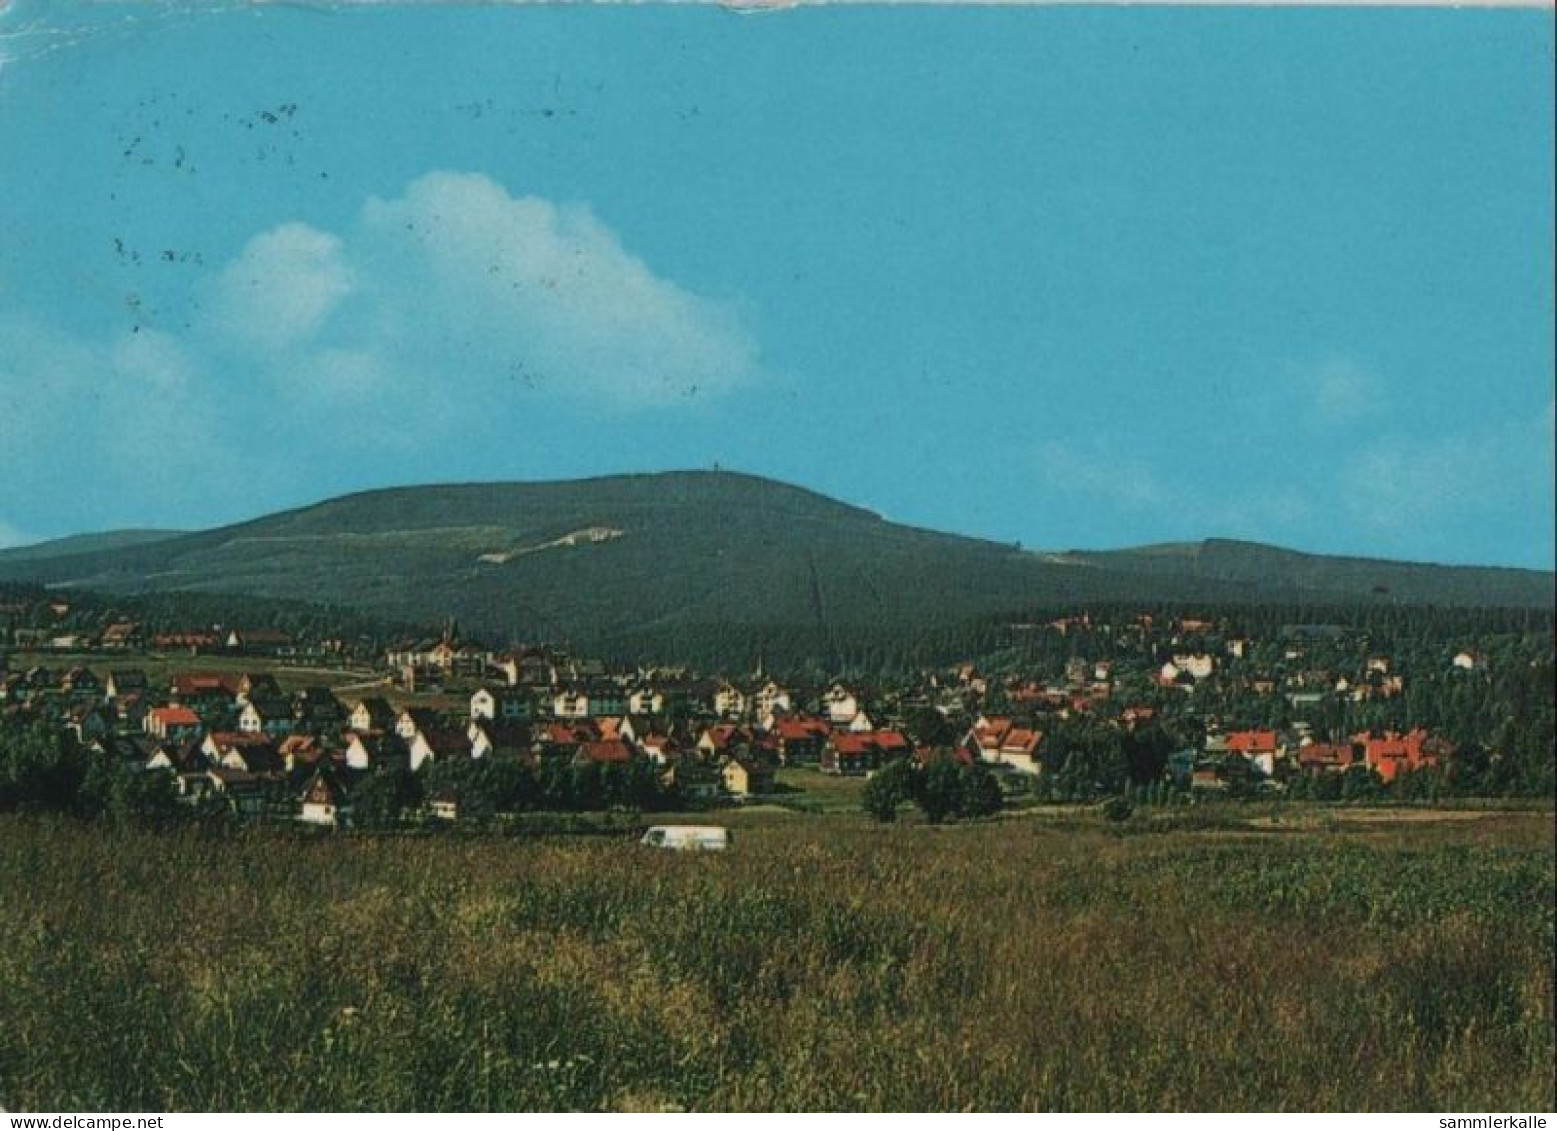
[0,593,1505,828]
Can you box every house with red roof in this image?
[964,716,1013,761]
[697,724,751,761]
[169,672,238,709]
[575,740,633,766]
[769,716,831,767]
[278,734,329,772]
[1224,729,1282,776]
[1353,728,1447,783]
[154,631,221,655]
[992,725,1043,774]
[820,730,910,776]
[822,732,882,776]
[534,720,600,761]
[145,705,203,742]
[963,716,1044,774]
[1297,742,1356,775]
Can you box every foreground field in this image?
[0,809,1552,1112]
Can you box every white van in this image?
[640,825,732,852]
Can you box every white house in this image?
[714,682,747,719]
[343,732,409,773]
[553,689,592,719]
[469,688,494,723]
[1171,653,1216,680]
[966,717,1043,774]
[395,707,440,741]
[344,734,373,772]
[753,680,791,718]
[348,697,395,733]
[466,721,532,761]
[202,732,280,774]
[994,726,1043,774]
[299,770,348,828]
[145,706,203,742]
[238,699,294,737]
[637,733,677,766]
[492,655,522,687]
[409,729,470,772]
[823,684,861,725]
[470,686,528,723]
[627,687,664,715]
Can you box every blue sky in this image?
[0,1,1552,568]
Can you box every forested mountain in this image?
[1067,539,1552,608]
[0,530,185,563]
[0,472,1549,664]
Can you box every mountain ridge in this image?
[0,529,187,563]
[0,472,1548,654]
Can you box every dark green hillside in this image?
[0,529,185,563]
[0,472,1549,662]
[1072,538,1554,609]
[0,473,1192,646]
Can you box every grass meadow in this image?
[0,807,1551,1112]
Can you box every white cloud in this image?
[1038,440,1168,509]
[112,328,194,393]
[0,311,221,508]
[0,518,36,550]
[1035,435,1329,548]
[0,172,763,531]
[208,222,354,351]
[193,173,759,410]
[1274,356,1380,427]
[0,312,99,455]
[1342,417,1550,539]
[352,171,759,404]
[301,347,388,397]
[1308,358,1378,424]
